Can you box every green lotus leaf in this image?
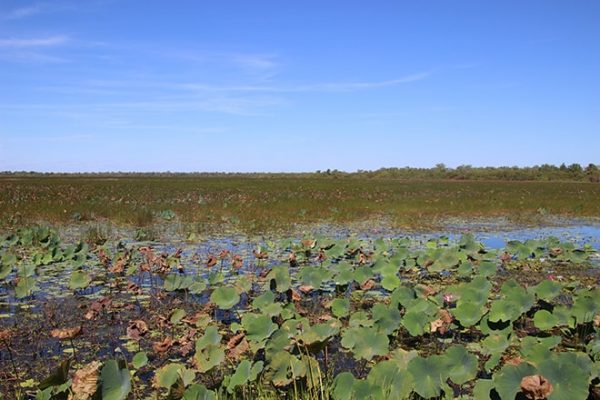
[183,384,216,400]
[226,360,263,393]
[571,292,599,324]
[68,270,91,290]
[163,274,193,292]
[266,265,291,292]
[208,271,225,285]
[14,275,36,298]
[488,280,534,323]
[341,326,388,361]
[380,274,401,291]
[348,311,374,328]
[299,266,331,289]
[372,303,401,335]
[407,355,447,399]
[533,309,559,330]
[443,345,479,385]
[100,359,131,400]
[331,372,356,400]
[389,286,416,308]
[241,313,277,344]
[194,344,224,373]
[252,291,276,309]
[519,336,561,363]
[331,298,350,318]
[265,351,306,387]
[331,262,355,286]
[471,379,494,399]
[210,286,240,310]
[154,363,186,389]
[481,334,510,355]
[299,320,341,346]
[169,308,186,325]
[493,362,537,400]
[389,348,418,370]
[367,359,414,400]
[533,279,563,301]
[453,302,485,327]
[132,352,148,369]
[478,260,497,277]
[353,267,373,286]
[401,310,429,337]
[188,280,207,294]
[196,326,221,349]
[538,352,593,400]
[457,261,473,277]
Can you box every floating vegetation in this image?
[0,225,599,399]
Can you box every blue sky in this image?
[0,1,598,172]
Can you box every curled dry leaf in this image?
[51,326,82,340]
[290,288,302,302]
[178,329,197,356]
[360,279,376,291]
[219,250,230,260]
[69,361,100,400]
[431,309,453,334]
[503,355,523,366]
[127,319,148,341]
[416,284,437,297]
[153,337,175,353]
[0,329,12,341]
[500,251,512,263]
[227,332,249,359]
[107,257,125,274]
[520,375,553,400]
[206,255,218,268]
[301,239,316,248]
[126,281,141,294]
[315,250,326,263]
[318,314,333,321]
[594,314,600,327]
[288,252,297,266]
[232,255,243,269]
[253,249,268,260]
[299,285,314,294]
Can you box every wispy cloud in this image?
[2,4,43,20]
[0,35,69,48]
[177,71,431,93]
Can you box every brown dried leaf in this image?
[219,250,230,260]
[232,255,244,269]
[520,375,553,400]
[153,337,174,353]
[360,279,376,290]
[108,257,125,274]
[206,255,218,268]
[290,288,302,302]
[0,329,12,341]
[69,361,100,400]
[127,320,148,341]
[227,333,249,360]
[51,326,82,340]
[299,285,314,294]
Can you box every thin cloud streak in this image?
[178,71,432,93]
[0,35,69,47]
[2,5,43,20]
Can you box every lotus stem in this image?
[2,339,19,381]
[69,337,78,362]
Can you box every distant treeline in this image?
[1,163,599,182]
